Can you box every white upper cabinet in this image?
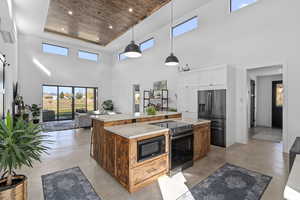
[181,65,227,87]
[177,65,231,119]
[210,66,227,86]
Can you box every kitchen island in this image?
[90,112,210,192]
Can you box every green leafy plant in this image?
[102,100,114,111]
[146,106,157,115]
[0,112,50,186]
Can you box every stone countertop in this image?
[284,155,300,200]
[180,118,211,126]
[90,112,181,122]
[105,123,169,139]
[104,118,211,139]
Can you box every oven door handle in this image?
[171,132,193,140]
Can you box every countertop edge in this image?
[90,112,181,122]
[103,119,210,139]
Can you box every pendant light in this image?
[124,25,142,58]
[165,0,179,66]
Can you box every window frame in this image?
[172,16,198,38]
[78,50,99,62]
[42,43,69,56]
[230,0,258,12]
[42,84,98,121]
[139,37,155,52]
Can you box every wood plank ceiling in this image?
[45,0,171,46]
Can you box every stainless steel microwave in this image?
[137,135,165,162]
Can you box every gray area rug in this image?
[42,120,76,132]
[42,167,101,200]
[178,163,272,200]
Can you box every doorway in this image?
[133,84,141,113]
[272,81,283,128]
[247,65,283,144]
[250,80,255,128]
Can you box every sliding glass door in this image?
[58,87,73,120]
[42,85,98,121]
[42,86,58,121]
[74,87,86,113]
[87,88,96,112]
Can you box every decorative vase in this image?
[0,175,27,200]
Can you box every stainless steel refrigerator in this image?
[198,89,226,147]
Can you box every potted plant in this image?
[102,100,114,111]
[146,106,157,115]
[0,112,50,200]
[28,104,41,124]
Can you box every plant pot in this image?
[32,119,40,124]
[0,175,27,200]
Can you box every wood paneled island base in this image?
[90,112,211,193]
[90,113,181,192]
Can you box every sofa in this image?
[75,110,118,128]
[42,110,56,122]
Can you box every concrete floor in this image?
[250,127,283,143]
[18,128,289,200]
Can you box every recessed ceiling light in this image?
[68,10,73,15]
[61,28,65,31]
[109,25,113,29]
[129,8,133,12]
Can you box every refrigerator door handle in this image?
[210,92,213,114]
[206,92,210,113]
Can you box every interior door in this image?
[133,85,141,113]
[250,80,255,128]
[272,81,283,128]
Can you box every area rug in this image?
[42,120,76,132]
[177,163,272,200]
[42,167,101,200]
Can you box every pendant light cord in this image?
[132,25,134,42]
[170,0,174,53]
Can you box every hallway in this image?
[249,127,282,143]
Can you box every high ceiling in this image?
[45,0,171,46]
[14,0,211,52]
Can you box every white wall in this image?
[14,0,300,152]
[111,0,300,152]
[18,34,113,106]
[256,75,282,127]
[0,0,19,116]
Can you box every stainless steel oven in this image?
[137,135,166,162]
[170,129,193,175]
[150,121,194,175]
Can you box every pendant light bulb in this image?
[124,26,142,58]
[165,0,179,66]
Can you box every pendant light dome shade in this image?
[165,53,179,66]
[124,41,142,58]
